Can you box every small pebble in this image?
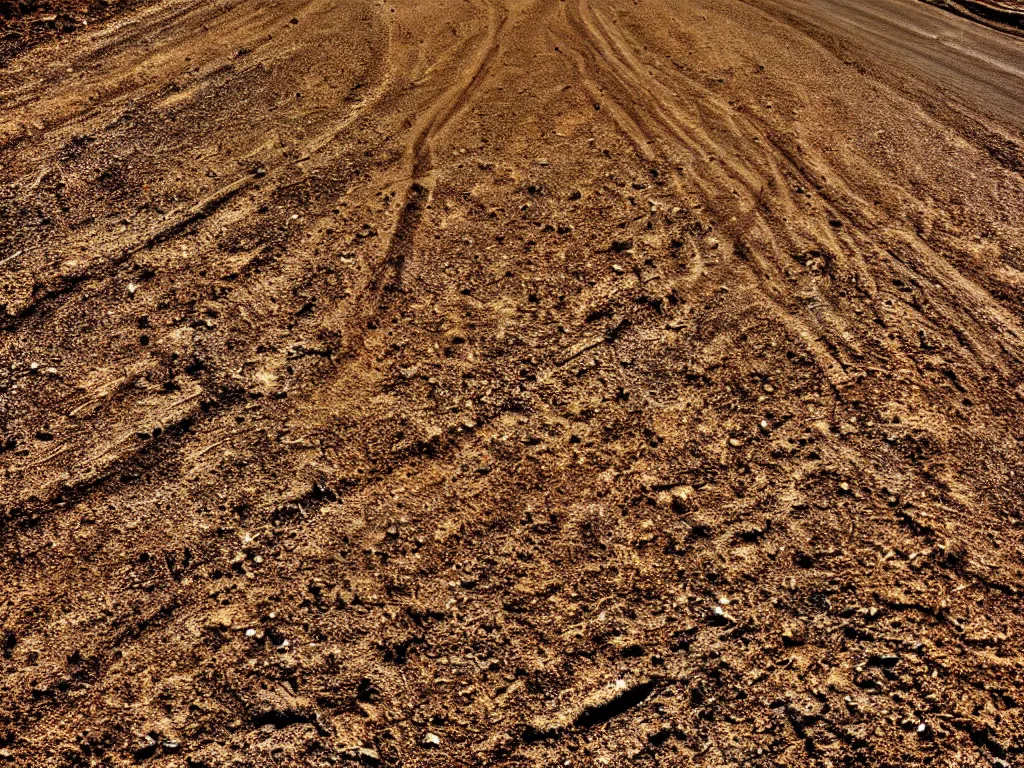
[422,732,441,748]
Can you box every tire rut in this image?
[561,0,1024,393]
[1,0,396,335]
[562,0,855,391]
[349,0,508,348]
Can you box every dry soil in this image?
[2,0,1024,765]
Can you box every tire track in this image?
[0,0,397,335]
[561,0,1024,392]
[0,0,309,149]
[349,0,508,347]
[591,0,1024,372]
[561,0,856,390]
[1,0,498,535]
[1,8,400,514]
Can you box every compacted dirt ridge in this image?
[2,0,1024,764]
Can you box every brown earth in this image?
[2,0,1024,765]
[0,0,145,65]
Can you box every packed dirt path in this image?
[2,0,1024,764]
[761,0,1024,130]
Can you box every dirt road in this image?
[2,0,1024,764]
[756,0,1024,131]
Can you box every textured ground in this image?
[920,0,1024,34]
[2,0,1024,765]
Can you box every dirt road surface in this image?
[2,0,1024,764]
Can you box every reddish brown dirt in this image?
[2,0,1024,765]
